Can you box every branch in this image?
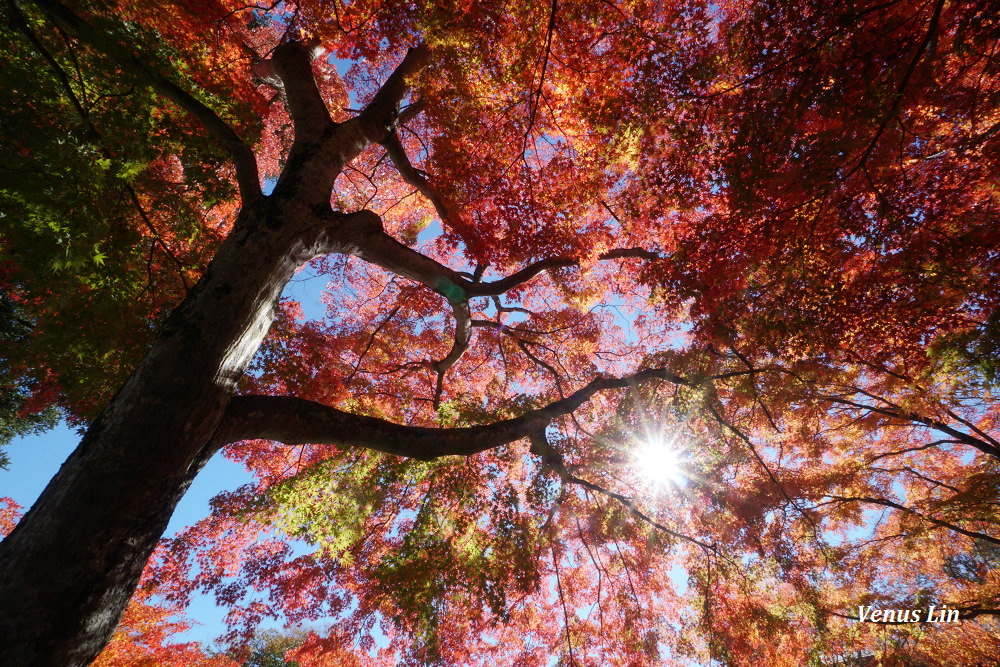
[529,432,717,553]
[522,0,558,153]
[126,189,192,292]
[397,97,426,126]
[217,394,547,460]
[344,304,402,385]
[825,495,1000,546]
[265,40,334,143]
[708,403,830,557]
[848,0,944,174]
[710,356,1000,462]
[465,248,659,297]
[340,209,660,406]
[343,210,658,303]
[256,41,427,201]
[30,0,262,202]
[953,606,1000,620]
[341,216,473,401]
[428,299,472,409]
[518,340,566,396]
[216,367,699,458]
[866,439,961,463]
[823,394,1000,460]
[472,318,568,393]
[380,130,457,232]
[356,42,430,143]
[9,3,193,291]
[549,529,576,666]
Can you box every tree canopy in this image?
[2,0,1000,664]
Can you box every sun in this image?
[633,434,687,488]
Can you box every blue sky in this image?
[0,169,444,647]
[0,422,252,646]
[0,260,338,647]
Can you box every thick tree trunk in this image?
[0,19,425,660]
[0,198,329,665]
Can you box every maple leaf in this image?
[2,0,1000,665]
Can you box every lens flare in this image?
[633,435,687,487]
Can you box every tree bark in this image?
[0,194,346,665]
[0,8,430,657]
[0,12,669,661]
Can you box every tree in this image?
[0,501,235,666]
[0,291,60,468]
[87,587,237,667]
[216,628,310,667]
[1,0,999,664]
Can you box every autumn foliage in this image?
[3,0,1000,665]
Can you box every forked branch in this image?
[341,210,661,399]
[430,299,472,408]
[265,40,334,143]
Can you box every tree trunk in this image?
[0,21,424,660]
[0,198,326,665]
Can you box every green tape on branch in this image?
[434,277,467,304]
